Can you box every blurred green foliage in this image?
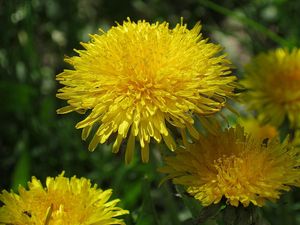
[1,0,300,224]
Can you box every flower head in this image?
[241,48,300,127]
[159,126,300,207]
[56,18,236,163]
[0,172,128,225]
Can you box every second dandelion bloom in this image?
[241,48,300,127]
[56,18,236,163]
[0,172,128,225]
[159,125,300,207]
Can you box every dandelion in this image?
[0,172,128,225]
[241,48,300,127]
[159,126,300,207]
[56,18,236,163]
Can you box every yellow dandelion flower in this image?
[0,172,128,225]
[159,126,300,207]
[241,48,300,127]
[56,18,236,163]
[237,117,277,141]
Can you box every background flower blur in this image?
[1,0,300,224]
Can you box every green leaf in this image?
[136,177,160,225]
[194,203,224,224]
[176,185,225,224]
[223,205,267,225]
[12,148,31,191]
[223,205,236,224]
[175,185,203,218]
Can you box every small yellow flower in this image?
[241,48,300,127]
[237,117,277,141]
[0,173,128,225]
[56,18,236,163]
[159,126,300,207]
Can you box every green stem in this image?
[198,0,291,48]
